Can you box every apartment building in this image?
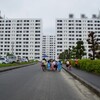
[42,35,56,60]
[0,17,42,61]
[56,14,100,60]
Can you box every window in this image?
[57,42,62,44]
[35,34,40,36]
[57,46,62,48]
[57,34,62,36]
[57,20,62,22]
[57,27,62,29]
[57,24,62,26]
[57,38,62,40]
[35,45,40,47]
[35,38,40,40]
[35,20,40,22]
[35,23,40,26]
[24,20,29,22]
[35,31,40,33]
[35,27,40,29]
[57,31,62,33]
[35,49,40,51]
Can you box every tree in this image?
[87,31,99,60]
[59,49,71,60]
[71,46,77,59]
[66,48,71,59]
[6,53,14,56]
[59,41,86,60]
[75,41,86,59]
[95,45,100,59]
[59,50,66,60]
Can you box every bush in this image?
[71,59,100,75]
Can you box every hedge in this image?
[71,59,100,75]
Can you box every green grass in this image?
[0,60,37,68]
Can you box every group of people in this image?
[41,58,78,72]
[41,58,62,72]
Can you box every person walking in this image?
[75,58,78,68]
[50,60,55,71]
[52,60,57,71]
[54,61,57,71]
[41,58,47,71]
[57,60,62,72]
[47,60,51,71]
[66,60,70,70]
[68,60,72,70]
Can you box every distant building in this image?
[0,13,100,61]
[42,35,56,60]
[0,17,42,61]
[56,14,100,60]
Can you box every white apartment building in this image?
[56,14,100,60]
[42,35,56,60]
[0,16,42,61]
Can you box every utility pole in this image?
[11,42,14,55]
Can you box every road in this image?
[0,63,99,100]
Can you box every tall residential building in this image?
[56,14,100,60]
[0,17,42,61]
[42,35,56,60]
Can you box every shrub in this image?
[71,59,100,75]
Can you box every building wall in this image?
[56,15,100,60]
[42,35,56,60]
[0,18,42,61]
[0,14,100,61]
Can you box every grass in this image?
[0,60,37,68]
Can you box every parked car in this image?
[0,57,9,64]
[21,58,28,62]
[6,56,17,63]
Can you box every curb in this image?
[0,63,36,72]
[62,67,100,97]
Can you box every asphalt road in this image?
[0,63,99,100]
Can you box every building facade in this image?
[0,13,100,61]
[56,14,100,60]
[0,17,42,61]
[42,35,56,60]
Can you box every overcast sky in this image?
[0,0,100,35]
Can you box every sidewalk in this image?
[62,65,100,97]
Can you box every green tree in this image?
[6,53,14,56]
[59,48,72,60]
[65,49,71,59]
[95,45,100,59]
[59,50,66,60]
[75,41,86,59]
[87,31,99,60]
[71,46,77,59]
[59,48,76,60]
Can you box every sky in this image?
[0,0,100,35]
